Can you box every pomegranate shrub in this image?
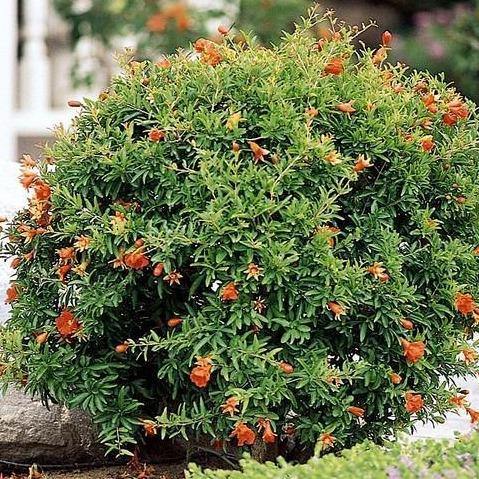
[1,13,479,456]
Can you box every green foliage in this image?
[188,432,479,478]
[2,10,479,457]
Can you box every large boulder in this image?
[0,388,106,464]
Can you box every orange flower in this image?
[35,332,48,345]
[167,317,182,328]
[372,47,387,65]
[34,181,51,201]
[148,128,165,142]
[218,24,229,35]
[400,319,414,330]
[201,44,222,67]
[405,392,424,413]
[422,93,437,113]
[20,154,37,168]
[336,101,356,114]
[461,348,478,365]
[230,422,256,447]
[367,262,387,280]
[455,293,476,316]
[248,141,270,163]
[324,151,341,165]
[5,284,19,304]
[220,282,239,301]
[328,301,345,320]
[10,257,21,269]
[57,247,76,262]
[164,270,183,286]
[244,263,263,280]
[279,361,294,374]
[153,263,165,277]
[353,154,373,172]
[115,342,129,354]
[347,406,365,417]
[20,170,38,189]
[58,264,72,283]
[389,372,402,384]
[306,107,318,118]
[381,30,392,47]
[194,38,210,53]
[319,432,336,449]
[401,339,425,364]
[257,418,276,444]
[124,248,150,270]
[142,420,158,436]
[55,310,81,338]
[324,57,344,75]
[420,136,434,152]
[74,235,91,252]
[466,407,479,424]
[450,394,468,408]
[156,58,171,69]
[147,12,167,32]
[190,356,212,388]
[443,99,468,126]
[220,397,239,416]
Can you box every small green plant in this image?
[1,9,479,457]
[188,432,479,478]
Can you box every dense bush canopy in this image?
[2,12,479,456]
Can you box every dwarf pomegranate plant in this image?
[1,12,479,456]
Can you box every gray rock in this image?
[0,388,107,464]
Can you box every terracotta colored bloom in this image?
[115,342,129,354]
[167,317,182,328]
[248,141,270,163]
[450,394,468,408]
[20,170,38,189]
[194,38,210,53]
[319,432,336,449]
[147,12,167,32]
[324,57,344,75]
[20,154,37,169]
[253,297,266,314]
[124,250,150,270]
[55,310,81,338]
[422,93,437,113]
[279,361,294,374]
[405,392,424,413]
[152,263,165,277]
[353,154,373,172]
[164,270,183,286]
[148,128,165,142]
[401,339,425,364]
[328,301,345,320]
[336,101,356,114]
[381,30,392,47]
[306,107,318,118]
[220,282,239,301]
[156,58,171,69]
[35,332,48,345]
[230,422,256,447]
[142,420,158,436]
[34,181,51,201]
[324,151,341,165]
[244,263,263,280]
[57,247,76,262]
[220,397,239,416]
[347,406,365,418]
[257,418,277,444]
[390,372,402,384]
[420,136,434,152]
[218,24,229,35]
[367,262,387,280]
[74,235,91,252]
[226,112,243,131]
[190,356,213,388]
[461,348,478,365]
[5,284,18,304]
[455,293,476,316]
[443,99,468,126]
[466,407,479,424]
[58,264,72,283]
[201,44,222,67]
[400,319,414,330]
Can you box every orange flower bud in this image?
[381,31,392,47]
[67,100,82,108]
[167,317,182,328]
[390,372,402,384]
[279,361,294,374]
[400,319,414,330]
[115,342,129,354]
[347,406,365,417]
[35,332,48,345]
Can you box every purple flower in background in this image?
[399,455,415,469]
[387,466,402,479]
